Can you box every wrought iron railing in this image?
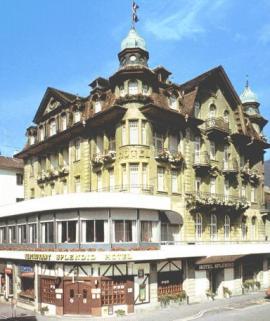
[223,158,239,172]
[193,151,210,167]
[91,184,155,194]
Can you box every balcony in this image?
[92,184,155,194]
[240,166,261,186]
[37,166,69,184]
[193,151,211,172]
[92,150,116,167]
[186,191,249,213]
[205,117,230,139]
[222,158,239,177]
[155,149,184,168]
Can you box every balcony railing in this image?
[92,184,155,194]
[223,158,239,175]
[37,166,69,183]
[155,149,184,167]
[193,151,211,168]
[186,191,249,212]
[205,117,230,137]
[92,150,116,167]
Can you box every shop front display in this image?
[18,265,35,301]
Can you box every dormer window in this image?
[209,104,216,118]
[49,119,56,136]
[74,109,81,123]
[61,113,67,130]
[128,80,138,95]
[29,135,35,145]
[119,85,125,97]
[224,110,229,123]
[39,126,44,141]
[169,95,178,110]
[142,84,149,95]
[94,101,102,113]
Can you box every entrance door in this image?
[209,269,224,294]
[64,281,91,315]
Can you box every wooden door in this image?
[78,282,91,315]
[64,281,79,314]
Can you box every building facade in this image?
[0,27,270,316]
[0,156,24,206]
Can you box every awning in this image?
[20,272,35,278]
[160,211,183,225]
[196,255,244,270]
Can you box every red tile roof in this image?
[0,156,24,171]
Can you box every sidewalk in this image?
[0,291,267,321]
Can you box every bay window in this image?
[81,220,105,243]
[141,221,158,242]
[41,222,54,243]
[129,120,139,144]
[154,132,163,155]
[128,80,138,95]
[114,220,133,242]
[58,221,77,243]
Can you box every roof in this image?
[0,156,24,171]
[121,28,147,51]
[240,82,258,104]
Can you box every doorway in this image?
[208,269,224,294]
[64,281,91,315]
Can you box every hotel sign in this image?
[24,252,133,262]
[197,262,234,270]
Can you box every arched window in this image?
[61,113,67,131]
[128,80,138,95]
[195,213,202,240]
[210,214,217,240]
[49,119,56,136]
[224,110,229,123]
[209,104,216,118]
[94,101,102,113]
[241,217,247,240]
[119,85,125,97]
[29,135,35,145]
[169,95,178,110]
[39,126,44,141]
[224,215,230,240]
[142,84,149,95]
[251,216,257,240]
[74,109,81,123]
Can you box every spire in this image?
[240,77,258,104]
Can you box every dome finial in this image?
[131,1,139,29]
[240,75,258,104]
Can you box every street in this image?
[0,292,270,321]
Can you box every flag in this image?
[132,1,139,24]
[133,13,139,23]
[133,1,139,12]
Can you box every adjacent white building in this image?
[0,156,24,206]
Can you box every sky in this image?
[0,0,270,157]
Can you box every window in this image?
[108,135,116,151]
[224,215,230,240]
[41,222,54,243]
[141,221,158,242]
[74,109,81,123]
[63,181,68,194]
[241,184,246,198]
[119,85,125,97]
[122,123,127,145]
[210,177,216,195]
[209,141,215,160]
[63,148,69,166]
[29,224,37,243]
[18,225,27,243]
[40,126,45,141]
[195,177,201,193]
[58,221,77,243]
[224,144,229,167]
[194,136,200,162]
[161,223,180,242]
[141,121,147,145]
[83,220,105,242]
[154,132,164,155]
[61,113,67,130]
[195,213,202,240]
[142,164,148,189]
[169,95,178,110]
[0,227,7,243]
[169,135,178,154]
[96,136,103,154]
[94,101,102,113]
[97,172,102,191]
[9,226,16,243]
[29,135,35,145]
[224,179,229,200]
[16,173,23,185]
[157,167,165,192]
[49,119,56,136]
[224,110,229,123]
[75,177,80,193]
[209,104,216,118]
[50,153,58,170]
[241,217,247,240]
[129,120,139,144]
[122,165,127,190]
[171,170,178,193]
[129,164,139,191]
[210,214,217,240]
[251,216,257,240]
[251,187,255,202]
[74,139,80,161]
[142,84,149,95]
[128,80,138,95]
[194,101,200,118]
[109,169,114,192]
[114,220,133,242]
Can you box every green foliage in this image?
[115,309,125,317]
[206,289,216,300]
[223,286,232,298]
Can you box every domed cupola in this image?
[118,27,149,68]
[240,80,259,105]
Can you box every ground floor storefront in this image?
[0,253,269,316]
